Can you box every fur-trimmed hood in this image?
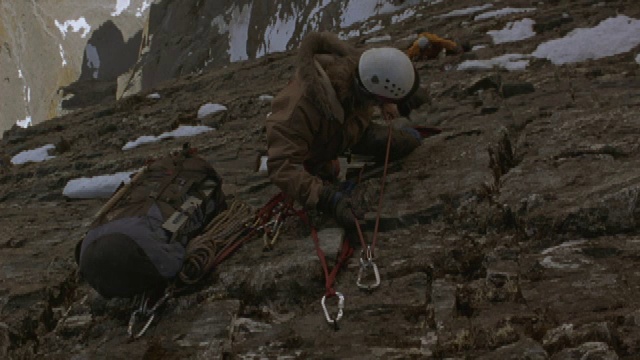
[295,32,361,122]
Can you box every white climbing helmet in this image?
[417,36,431,49]
[358,47,416,102]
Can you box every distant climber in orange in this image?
[406,32,466,61]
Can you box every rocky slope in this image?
[1,0,640,359]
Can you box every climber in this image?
[406,32,467,61]
[265,31,424,233]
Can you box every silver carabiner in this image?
[128,309,156,339]
[127,291,171,339]
[357,259,381,291]
[321,292,345,329]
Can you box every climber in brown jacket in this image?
[406,32,465,61]
[265,32,423,231]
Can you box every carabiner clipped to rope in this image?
[127,291,171,339]
[321,292,345,330]
[357,246,380,291]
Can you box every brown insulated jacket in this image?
[266,32,421,209]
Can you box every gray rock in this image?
[501,83,535,98]
[0,322,10,358]
[550,341,618,360]
[479,337,548,360]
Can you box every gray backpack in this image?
[75,148,227,298]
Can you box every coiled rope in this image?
[178,200,255,285]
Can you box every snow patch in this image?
[11,144,55,165]
[457,54,530,71]
[256,4,300,58]
[339,0,420,28]
[59,44,67,66]
[532,15,640,65]
[136,0,153,17]
[438,4,493,18]
[55,18,91,39]
[488,18,536,44]
[122,125,215,150]
[391,8,416,24]
[472,45,487,51]
[147,93,161,99]
[16,116,32,129]
[111,0,131,16]
[63,170,137,199]
[197,103,227,118]
[258,95,274,102]
[475,7,536,21]
[228,4,253,62]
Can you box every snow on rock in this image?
[54,18,92,39]
[391,8,416,24]
[488,18,536,44]
[258,95,274,102]
[122,126,215,150]
[111,0,131,16]
[16,116,32,129]
[147,93,161,99]
[438,4,493,18]
[365,35,392,44]
[11,144,55,165]
[532,15,640,65]
[197,103,228,119]
[475,7,536,21]
[457,54,530,71]
[62,170,137,199]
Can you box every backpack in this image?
[75,147,227,298]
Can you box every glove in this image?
[317,186,358,230]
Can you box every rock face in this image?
[0,0,150,134]
[1,0,640,358]
[0,0,422,135]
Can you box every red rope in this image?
[298,212,354,297]
[352,118,394,257]
[211,192,289,267]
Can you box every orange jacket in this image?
[406,32,461,61]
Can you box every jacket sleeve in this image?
[406,41,421,61]
[430,36,461,53]
[266,108,325,209]
[350,122,421,162]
